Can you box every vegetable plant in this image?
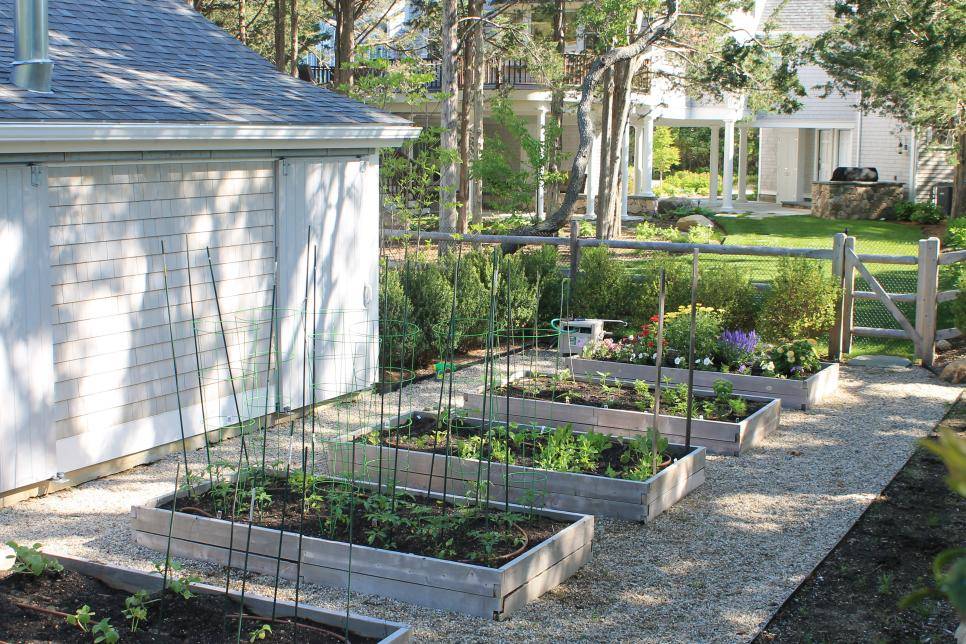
[153,560,200,600]
[66,605,95,632]
[122,590,151,632]
[249,624,273,642]
[92,618,120,644]
[4,541,64,576]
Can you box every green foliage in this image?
[122,590,150,633]
[4,541,63,576]
[655,170,716,197]
[813,0,965,148]
[153,560,200,601]
[769,340,822,379]
[758,258,840,341]
[651,126,680,178]
[696,263,760,330]
[518,245,565,324]
[403,260,454,364]
[901,429,966,618]
[894,200,946,224]
[663,305,724,363]
[249,624,273,642]
[92,619,119,644]
[66,605,95,632]
[945,218,966,250]
[572,247,636,322]
[953,275,966,333]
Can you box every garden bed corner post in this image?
[915,236,940,368]
[830,232,847,361]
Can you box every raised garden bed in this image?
[462,371,781,456]
[570,358,839,410]
[329,411,706,522]
[0,549,410,642]
[131,477,593,619]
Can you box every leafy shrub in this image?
[894,200,945,224]
[662,305,723,366]
[953,272,966,333]
[497,252,538,330]
[654,170,716,197]
[518,245,564,324]
[401,261,453,363]
[758,258,840,342]
[573,247,635,321]
[635,221,681,242]
[945,217,966,249]
[696,263,760,330]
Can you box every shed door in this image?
[276,157,380,410]
[775,129,800,203]
[0,166,56,493]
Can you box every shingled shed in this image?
[0,0,418,501]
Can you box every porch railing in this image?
[308,55,651,94]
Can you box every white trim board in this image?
[0,122,421,154]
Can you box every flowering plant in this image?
[662,305,723,369]
[716,329,760,371]
[768,339,820,378]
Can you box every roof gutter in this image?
[11,0,53,93]
[0,122,421,154]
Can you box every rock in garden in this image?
[935,339,953,352]
[657,197,697,214]
[676,214,715,231]
[0,543,13,571]
[939,359,966,384]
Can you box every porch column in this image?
[708,125,720,206]
[737,126,749,202]
[536,105,548,220]
[638,115,654,197]
[722,120,735,211]
[620,121,630,218]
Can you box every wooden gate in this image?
[830,234,944,367]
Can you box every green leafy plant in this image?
[122,590,151,632]
[153,560,200,600]
[249,624,273,642]
[662,305,723,365]
[894,200,945,224]
[4,541,63,576]
[759,258,840,342]
[769,339,822,378]
[633,379,655,412]
[92,618,119,644]
[66,605,95,632]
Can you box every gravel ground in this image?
[0,354,959,643]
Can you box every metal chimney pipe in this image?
[11,0,53,93]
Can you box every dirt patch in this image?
[755,394,966,643]
[935,334,966,371]
[0,568,367,643]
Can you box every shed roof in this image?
[0,0,409,127]
[763,0,835,34]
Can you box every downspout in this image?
[907,127,918,202]
[11,0,53,93]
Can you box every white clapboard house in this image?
[0,0,417,502]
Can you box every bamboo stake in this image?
[158,461,180,622]
[293,446,309,621]
[235,482,258,643]
[308,245,319,472]
[184,238,213,487]
[432,243,463,502]
[684,249,699,451]
[160,241,191,490]
[651,269,666,474]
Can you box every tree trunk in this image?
[545,0,567,214]
[953,131,966,219]
[600,57,640,238]
[470,20,485,226]
[334,0,355,87]
[439,0,460,232]
[238,0,247,44]
[502,2,679,250]
[457,0,481,233]
[289,0,298,76]
[273,0,285,72]
[595,69,613,238]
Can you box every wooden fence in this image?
[382,225,963,368]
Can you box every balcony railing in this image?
[308,54,651,94]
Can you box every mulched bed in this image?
[0,568,369,643]
[755,394,966,643]
[498,374,766,421]
[161,476,566,568]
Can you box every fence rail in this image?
[382,225,963,368]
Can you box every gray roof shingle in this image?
[763,0,835,34]
[0,0,409,126]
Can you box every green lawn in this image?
[626,214,941,359]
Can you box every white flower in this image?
[765,361,775,371]
[674,357,683,365]
[628,335,635,342]
[703,357,712,366]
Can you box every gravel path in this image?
[0,354,959,643]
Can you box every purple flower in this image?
[719,329,759,354]
[737,364,747,374]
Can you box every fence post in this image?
[915,237,941,368]
[841,236,856,355]
[829,233,847,361]
[569,219,580,288]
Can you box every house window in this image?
[530,5,578,44]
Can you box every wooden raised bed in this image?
[131,482,594,620]
[38,552,412,642]
[462,371,782,456]
[570,357,839,410]
[329,411,706,522]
